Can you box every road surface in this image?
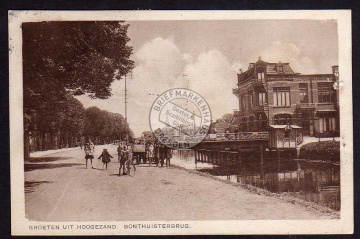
[25,145,336,221]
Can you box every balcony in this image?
[251,78,265,87]
[252,105,268,112]
[296,103,316,109]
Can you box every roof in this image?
[238,59,297,83]
[269,124,302,129]
[266,63,295,75]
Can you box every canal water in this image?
[175,150,340,211]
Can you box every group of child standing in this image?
[83,140,173,172]
[84,142,113,170]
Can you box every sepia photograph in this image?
[9,10,353,235]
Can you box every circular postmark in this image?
[149,88,212,150]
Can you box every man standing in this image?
[165,147,172,167]
[117,144,122,163]
[159,144,165,167]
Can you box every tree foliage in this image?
[299,141,340,162]
[23,21,134,99]
[221,113,234,123]
[23,21,135,156]
[84,107,133,143]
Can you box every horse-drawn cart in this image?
[132,144,147,164]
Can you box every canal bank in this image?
[170,149,340,217]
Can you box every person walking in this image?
[98,148,113,170]
[84,143,94,168]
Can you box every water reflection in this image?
[197,157,340,211]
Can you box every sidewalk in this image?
[29,144,112,158]
[299,136,340,146]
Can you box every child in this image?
[98,148,113,170]
[84,143,94,168]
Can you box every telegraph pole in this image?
[125,74,128,145]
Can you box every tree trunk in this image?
[42,131,47,151]
[24,131,30,162]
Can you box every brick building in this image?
[232,58,339,136]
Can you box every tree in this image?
[221,113,234,123]
[23,21,135,159]
[23,21,134,99]
[83,107,131,144]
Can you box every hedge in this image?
[299,140,340,162]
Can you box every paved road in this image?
[25,145,336,221]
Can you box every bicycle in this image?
[124,156,136,176]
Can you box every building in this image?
[232,58,339,136]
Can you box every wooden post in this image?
[260,146,264,182]
[194,150,197,169]
[277,149,280,193]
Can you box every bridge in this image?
[192,131,297,170]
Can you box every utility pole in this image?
[125,74,128,145]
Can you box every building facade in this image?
[232,58,339,136]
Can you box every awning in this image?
[316,109,338,116]
[317,109,337,112]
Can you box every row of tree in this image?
[23,21,135,160]
[26,103,134,155]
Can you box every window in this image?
[319,117,336,133]
[248,91,253,110]
[241,94,247,111]
[257,72,265,80]
[278,65,283,73]
[284,129,291,139]
[273,87,290,107]
[257,67,265,82]
[318,82,335,103]
[258,92,266,106]
[299,83,308,103]
[274,114,292,125]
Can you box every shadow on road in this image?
[25,163,83,172]
[28,156,71,163]
[91,167,105,171]
[25,180,53,193]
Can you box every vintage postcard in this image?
[9,10,353,235]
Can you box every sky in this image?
[76,19,338,137]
